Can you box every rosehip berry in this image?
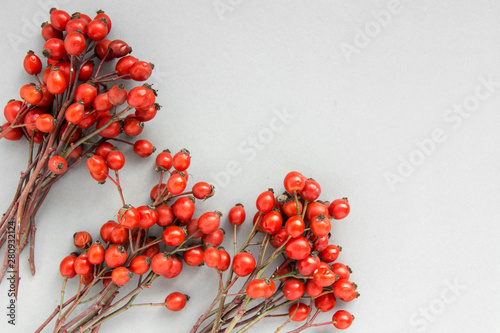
[86,154,106,173]
[78,61,94,81]
[95,142,114,159]
[24,51,42,75]
[151,253,173,275]
[3,100,23,123]
[111,267,133,286]
[64,31,86,56]
[59,253,77,278]
[270,228,289,248]
[285,215,305,238]
[297,254,321,277]
[35,113,56,133]
[261,210,283,235]
[329,198,350,220]
[299,178,321,202]
[95,11,112,31]
[232,252,256,277]
[74,82,97,107]
[105,245,127,268]
[202,229,224,247]
[167,172,187,195]
[155,150,173,170]
[246,278,275,299]
[283,199,303,217]
[1,124,23,141]
[47,68,67,95]
[115,55,138,76]
[129,255,151,275]
[198,211,221,234]
[42,22,63,40]
[305,279,323,297]
[305,201,330,222]
[165,292,187,311]
[50,8,71,31]
[288,303,309,322]
[109,39,131,58]
[73,231,92,249]
[96,116,121,138]
[284,171,306,194]
[48,155,67,174]
[285,236,311,260]
[183,247,204,266]
[283,278,305,300]
[217,248,231,271]
[135,103,158,122]
[313,267,337,287]
[106,149,125,171]
[137,205,158,229]
[110,224,128,244]
[319,245,341,263]
[310,214,331,237]
[315,292,337,312]
[118,205,140,229]
[129,61,153,81]
[133,139,155,157]
[156,203,174,227]
[123,117,143,136]
[108,84,128,106]
[162,226,186,247]
[203,246,221,268]
[332,310,354,330]
[256,189,275,213]
[42,38,66,60]
[192,182,214,200]
[228,204,246,226]
[74,253,92,275]
[65,17,88,35]
[88,242,105,265]
[100,220,118,243]
[87,18,109,41]
[172,149,190,171]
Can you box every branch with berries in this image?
[0,8,161,298]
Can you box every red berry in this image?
[283,278,305,300]
[313,267,337,287]
[87,18,109,41]
[109,39,131,58]
[65,101,85,124]
[118,205,140,229]
[42,22,63,40]
[47,68,67,95]
[64,31,86,56]
[172,149,190,171]
[261,210,283,235]
[310,214,331,237]
[232,252,256,277]
[74,253,92,275]
[284,171,306,194]
[256,189,275,213]
[165,292,187,311]
[285,215,305,238]
[108,84,128,106]
[167,172,187,195]
[106,149,125,171]
[100,220,118,243]
[172,196,196,221]
[74,83,97,107]
[299,178,321,202]
[183,247,204,266]
[88,242,105,265]
[129,61,153,81]
[111,267,133,286]
[198,211,221,234]
[59,254,77,278]
[155,150,173,170]
[42,38,66,60]
[151,253,173,275]
[285,236,311,260]
[105,245,127,268]
[116,55,138,76]
[137,205,158,229]
[86,154,106,173]
[332,310,354,330]
[217,248,231,271]
[228,204,246,226]
[329,198,350,220]
[48,156,67,174]
[78,61,94,81]
[50,9,71,31]
[23,51,42,75]
[133,139,155,157]
[315,292,337,312]
[288,303,309,322]
[202,229,224,247]
[129,255,151,275]
[35,113,56,133]
[319,245,341,263]
[192,182,214,200]
[162,226,186,247]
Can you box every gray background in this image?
[1,0,499,332]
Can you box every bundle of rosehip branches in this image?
[0,8,160,298]
[37,165,357,332]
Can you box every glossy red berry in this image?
[332,310,354,329]
[151,253,173,275]
[105,245,127,268]
[183,247,204,266]
[137,205,158,229]
[172,149,190,171]
[100,220,118,243]
[78,61,94,81]
[47,68,67,95]
[64,31,86,55]
[284,215,305,238]
[109,39,131,58]
[111,267,133,286]
[297,254,321,277]
[74,253,92,275]
[59,253,77,278]
[228,204,246,226]
[202,229,224,247]
[165,292,187,311]
[129,61,153,81]
[87,18,109,41]
[43,38,66,60]
[284,171,306,194]
[315,292,337,312]
[310,214,331,237]
[288,303,309,322]
[232,252,256,277]
[285,236,311,260]
[198,211,221,234]
[329,198,350,220]
[129,255,151,275]
[106,149,125,171]
[133,139,155,157]
[313,267,337,287]
[24,51,42,75]
[217,248,231,272]
[35,113,56,133]
[192,182,214,200]
[88,242,105,265]
[162,226,186,247]
[261,210,283,235]
[50,9,71,31]
[42,22,63,41]
[256,189,275,213]
[319,245,341,263]
[48,155,67,174]
[118,205,140,229]
[299,178,321,202]
[108,84,128,106]
[115,55,138,76]
[283,278,305,300]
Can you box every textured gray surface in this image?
[1,1,500,332]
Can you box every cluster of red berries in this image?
[1,8,158,174]
[0,7,161,300]
[191,171,357,332]
[46,149,228,332]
